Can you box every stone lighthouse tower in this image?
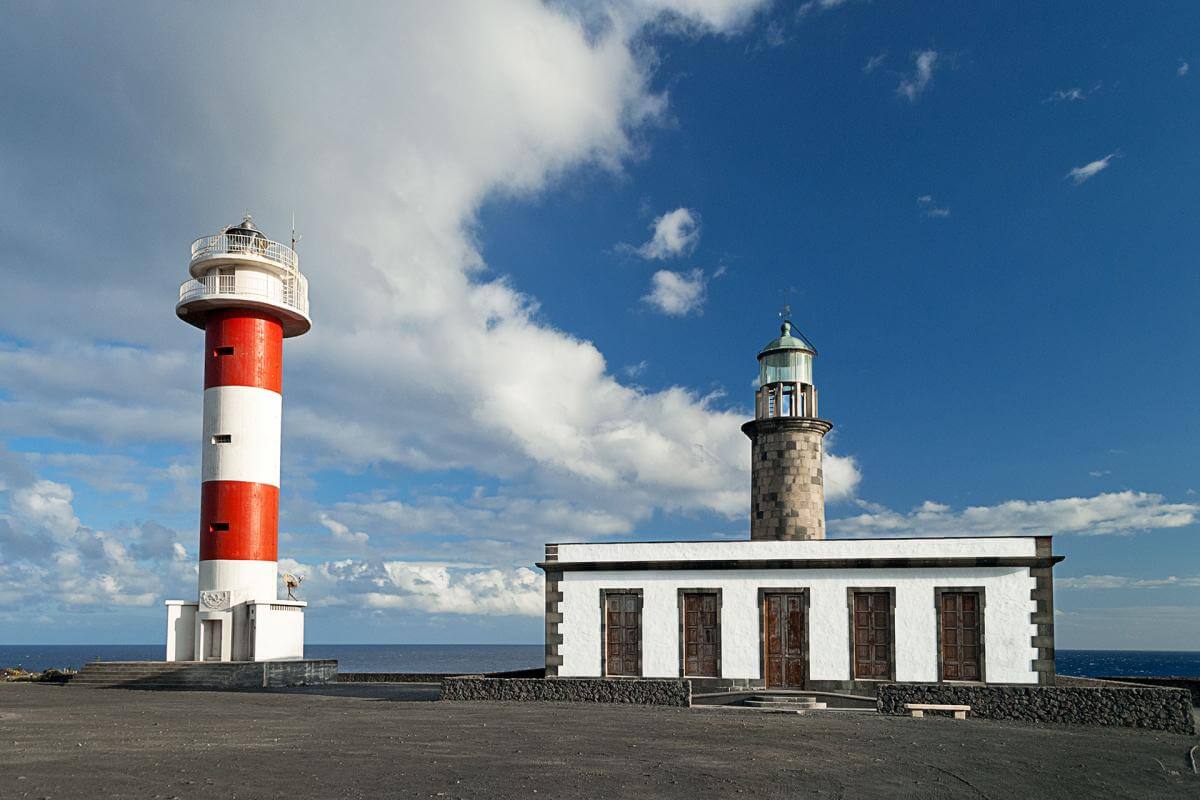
[741,317,832,541]
[165,216,311,662]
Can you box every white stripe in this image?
[199,559,278,603]
[201,386,282,486]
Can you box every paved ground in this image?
[1,683,1197,799]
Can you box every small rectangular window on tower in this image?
[213,346,235,357]
[211,434,232,444]
[209,522,230,533]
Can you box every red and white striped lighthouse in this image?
[166,216,311,663]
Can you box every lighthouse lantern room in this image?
[165,216,311,662]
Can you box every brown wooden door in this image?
[604,592,641,676]
[852,591,892,679]
[940,591,982,681]
[683,593,719,677]
[764,593,807,688]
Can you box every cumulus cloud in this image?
[0,454,193,614]
[634,207,701,259]
[1066,152,1118,185]
[897,50,938,102]
[643,268,708,315]
[1179,60,1190,77]
[279,556,542,617]
[0,1,787,537]
[318,513,370,547]
[831,491,1197,538]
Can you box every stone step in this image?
[744,697,828,709]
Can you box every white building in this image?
[541,321,1060,692]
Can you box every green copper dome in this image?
[758,320,816,358]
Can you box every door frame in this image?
[757,587,810,689]
[934,586,987,683]
[846,587,897,682]
[598,588,644,677]
[677,588,722,678]
[202,619,223,662]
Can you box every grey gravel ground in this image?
[1,682,1197,799]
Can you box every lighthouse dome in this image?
[223,215,268,241]
[757,320,815,385]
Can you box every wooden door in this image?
[764,593,807,688]
[604,592,641,676]
[940,591,982,681]
[683,593,719,677]
[852,591,892,679]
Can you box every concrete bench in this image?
[905,703,971,720]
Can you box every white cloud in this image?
[623,360,649,378]
[318,513,370,547]
[897,50,938,102]
[0,1,796,537]
[863,51,887,73]
[634,207,701,259]
[1179,60,1190,77]
[832,491,1197,538]
[1044,87,1085,103]
[1058,574,1200,590]
[0,458,193,613]
[798,0,851,17]
[279,556,543,617]
[1066,152,1118,185]
[917,194,950,218]
[644,268,708,315]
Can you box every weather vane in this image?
[779,303,791,321]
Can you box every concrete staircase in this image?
[70,659,337,690]
[742,694,829,711]
[70,661,259,690]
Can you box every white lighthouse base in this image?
[165,598,306,662]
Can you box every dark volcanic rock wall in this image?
[1100,676,1200,705]
[878,683,1194,735]
[440,677,691,707]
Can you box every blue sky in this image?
[0,1,1197,648]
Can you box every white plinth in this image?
[165,598,306,662]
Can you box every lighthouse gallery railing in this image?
[178,271,309,316]
[190,233,299,272]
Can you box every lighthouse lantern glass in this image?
[760,350,812,386]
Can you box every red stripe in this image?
[199,481,279,561]
[204,310,283,393]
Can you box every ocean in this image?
[2,645,1198,677]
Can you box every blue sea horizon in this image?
[2,644,1198,678]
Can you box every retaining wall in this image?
[877,683,1194,735]
[338,668,543,683]
[264,659,338,687]
[1101,676,1200,706]
[440,677,691,707]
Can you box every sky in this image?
[0,0,1197,649]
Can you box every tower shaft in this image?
[742,416,832,541]
[199,309,283,603]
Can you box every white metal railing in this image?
[178,270,309,316]
[190,233,299,272]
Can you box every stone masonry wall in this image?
[743,417,832,541]
[440,677,691,707]
[1101,676,1200,705]
[877,683,1195,735]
